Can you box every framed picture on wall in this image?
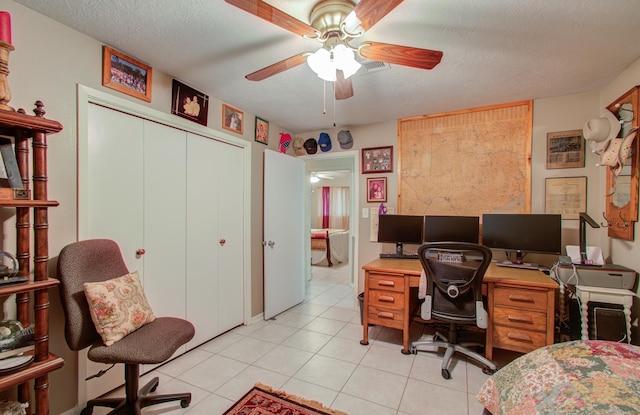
[546,129,585,169]
[362,146,393,173]
[545,176,587,219]
[255,116,269,145]
[171,79,209,126]
[102,45,152,102]
[367,177,387,203]
[222,104,244,134]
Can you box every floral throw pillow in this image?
[84,271,156,346]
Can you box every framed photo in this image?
[255,117,269,145]
[222,104,243,134]
[171,79,209,126]
[102,45,152,102]
[367,177,387,203]
[546,129,585,169]
[545,176,587,219]
[362,146,393,173]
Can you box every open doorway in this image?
[304,151,359,302]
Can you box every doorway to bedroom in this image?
[305,152,358,303]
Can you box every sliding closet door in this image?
[142,121,187,319]
[186,134,221,347]
[186,133,245,347]
[217,141,245,332]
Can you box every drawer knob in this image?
[379,280,395,287]
[377,311,394,319]
[508,294,534,303]
[379,295,395,303]
[507,314,534,324]
[507,332,532,343]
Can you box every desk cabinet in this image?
[487,283,556,359]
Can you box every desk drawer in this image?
[492,325,547,352]
[368,305,404,329]
[369,290,404,310]
[493,307,547,332]
[369,273,405,293]
[494,286,547,311]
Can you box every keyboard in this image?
[380,253,419,259]
[0,276,29,287]
[496,261,538,270]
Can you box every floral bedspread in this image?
[477,340,640,414]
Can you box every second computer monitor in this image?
[423,215,480,243]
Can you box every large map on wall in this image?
[398,101,532,216]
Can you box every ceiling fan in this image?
[225,0,443,100]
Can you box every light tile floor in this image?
[96,262,517,415]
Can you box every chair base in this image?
[81,364,191,415]
[411,331,497,379]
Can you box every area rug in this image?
[223,383,348,415]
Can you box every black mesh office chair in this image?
[410,242,497,379]
[57,239,195,415]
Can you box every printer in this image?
[556,263,637,290]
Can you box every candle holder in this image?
[0,40,14,112]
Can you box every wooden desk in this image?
[360,258,558,358]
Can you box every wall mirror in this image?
[605,85,639,240]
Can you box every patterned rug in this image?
[223,383,348,415]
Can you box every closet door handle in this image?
[219,239,226,246]
[136,249,146,256]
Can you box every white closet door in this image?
[142,121,187,319]
[186,133,220,347]
[217,142,245,332]
[83,103,144,269]
[82,103,143,400]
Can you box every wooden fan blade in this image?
[335,71,354,100]
[359,42,443,70]
[245,53,310,81]
[225,0,317,38]
[351,0,404,31]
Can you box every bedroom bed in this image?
[310,228,349,267]
[476,340,640,414]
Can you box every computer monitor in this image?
[377,214,424,257]
[481,213,562,265]
[424,215,480,243]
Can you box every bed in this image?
[310,228,349,267]
[476,340,640,414]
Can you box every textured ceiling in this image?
[14,0,640,133]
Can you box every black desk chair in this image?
[57,239,195,415]
[410,242,497,379]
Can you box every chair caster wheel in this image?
[181,398,191,408]
[482,367,497,376]
[441,368,451,379]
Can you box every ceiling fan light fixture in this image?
[307,44,361,82]
[307,47,337,81]
[334,44,361,78]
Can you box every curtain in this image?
[311,186,350,229]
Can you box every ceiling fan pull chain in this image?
[333,84,336,128]
[323,80,327,115]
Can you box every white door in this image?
[216,140,245,332]
[186,133,221,347]
[263,150,305,319]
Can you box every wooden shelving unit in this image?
[0,102,64,415]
